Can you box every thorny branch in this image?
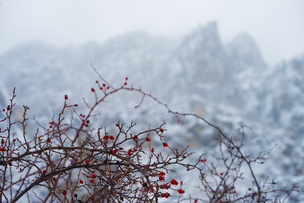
[0,72,303,203]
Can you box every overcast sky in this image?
[0,0,303,65]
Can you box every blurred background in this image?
[1,0,304,64]
[1,1,304,202]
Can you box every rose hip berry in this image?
[42,170,47,174]
[163,142,168,148]
[92,173,97,178]
[128,148,132,155]
[160,183,169,189]
[171,179,178,185]
[62,190,67,196]
[178,188,184,194]
[200,158,206,163]
[162,192,170,198]
[159,176,165,181]
[112,149,118,154]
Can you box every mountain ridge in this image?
[1,22,304,201]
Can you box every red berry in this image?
[159,175,165,181]
[62,190,67,196]
[109,135,114,140]
[95,80,99,83]
[7,105,11,111]
[160,183,169,189]
[0,147,5,152]
[133,135,138,139]
[112,149,118,154]
[85,159,89,164]
[170,179,178,185]
[92,173,97,178]
[102,83,106,87]
[125,77,128,80]
[200,158,206,163]
[124,82,127,85]
[1,139,4,145]
[79,180,84,184]
[93,160,97,164]
[151,148,154,153]
[91,88,95,92]
[220,172,223,176]
[42,170,47,174]
[146,137,150,142]
[194,199,198,203]
[90,178,94,183]
[46,138,51,143]
[163,142,168,148]
[64,95,68,100]
[103,135,109,140]
[159,128,164,132]
[13,139,16,142]
[106,86,109,89]
[75,158,79,162]
[162,192,170,198]
[159,171,165,176]
[100,87,103,90]
[177,188,184,194]
[52,177,57,181]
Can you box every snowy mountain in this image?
[1,22,304,201]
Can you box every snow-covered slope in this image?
[1,22,304,201]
